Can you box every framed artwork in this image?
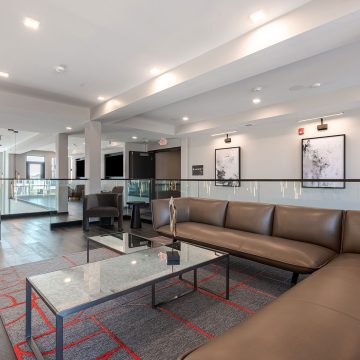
[215,147,240,186]
[302,134,345,188]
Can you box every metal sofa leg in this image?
[291,272,299,285]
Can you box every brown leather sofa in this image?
[152,198,342,282]
[151,198,360,359]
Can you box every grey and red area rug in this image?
[0,247,297,359]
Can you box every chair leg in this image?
[118,216,123,231]
[291,272,299,285]
[83,217,89,231]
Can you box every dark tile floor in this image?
[0,216,157,359]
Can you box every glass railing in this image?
[1,178,359,226]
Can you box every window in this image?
[26,155,45,179]
[26,156,45,163]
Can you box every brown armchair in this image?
[83,193,123,231]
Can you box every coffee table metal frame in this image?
[25,243,229,360]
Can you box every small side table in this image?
[127,201,146,229]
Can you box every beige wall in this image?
[155,150,181,179]
[9,150,55,178]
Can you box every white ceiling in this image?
[0,0,309,105]
[1,0,360,152]
[141,40,360,127]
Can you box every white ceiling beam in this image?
[0,90,89,133]
[90,0,360,123]
[176,85,360,136]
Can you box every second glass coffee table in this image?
[86,231,163,263]
[26,242,229,359]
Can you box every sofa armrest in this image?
[151,199,170,230]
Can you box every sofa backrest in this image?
[342,210,360,253]
[272,205,343,252]
[189,198,228,227]
[225,201,275,235]
[151,198,190,230]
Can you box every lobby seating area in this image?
[2,1,360,359]
[152,198,360,359]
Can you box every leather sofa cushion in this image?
[180,298,360,360]
[272,205,343,252]
[158,222,336,273]
[188,198,228,227]
[342,210,360,253]
[151,198,190,230]
[284,253,360,319]
[225,201,274,235]
[180,253,360,360]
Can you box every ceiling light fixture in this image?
[97,96,105,101]
[252,86,263,92]
[150,68,161,76]
[249,10,266,24]
[132,136,138,140]
[66,126,72,130]
[310,82,321,88]
[182,116,189,121]
[298,112,344,123]
[211,131,237,137]
[23,17,40,30]
[252,98,261,104]
[55,65,66,73]
[0,71,9,79]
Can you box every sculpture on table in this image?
[169,196,177,240]
[167,196,180,265]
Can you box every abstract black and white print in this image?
[302,135,345,188]
[215,147,240,186]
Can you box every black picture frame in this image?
[215,147,241,187]
[301,134,345,189]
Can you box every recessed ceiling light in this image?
[54,65,66,73]
[132,136,138,140]
[249,10,266,24]
[252,86,263,92]
[298,112,344,123]
[150,68,161,76]
[97,96,105,101]
[23,17,40,30]
[252,98,261,104]
[0,72,9,79]
[66,127,72,130]
[211,131,237,137]
[182,116,189,121]
[310,82,321,88]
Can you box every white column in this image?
[85,120,101,194]
[56,133,68,213]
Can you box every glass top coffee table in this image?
[86,231,162,263]
[26,242,229,359]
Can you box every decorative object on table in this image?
[302,134,345,189]
[192,165,204,176]
[167,196,180,265]
[215,147,241,186]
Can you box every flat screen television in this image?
[75,158,85,179]
[105,152,124,178]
